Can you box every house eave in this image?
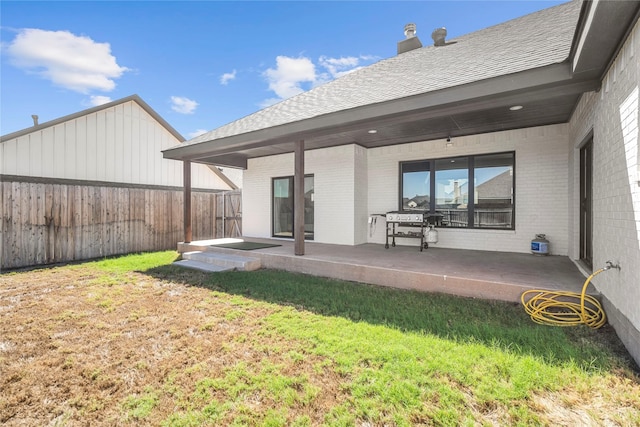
[162,62,597,168]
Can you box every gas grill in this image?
[385,211,442,251]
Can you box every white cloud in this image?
[260,54,377,106]
[170,96,198,114]
[188,129,208,139]
[88,95,112,106]
[263,56,317,100]
[220,70,236,85]
[5,28,128,93]
[319,56,362,78]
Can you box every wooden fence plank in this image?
[5,183,20,267]
[44,183,54,264]
[67,185,75,261]
[53,184,63,263]
[34,183,46,265]
[92,185,103,258]
[26,183,37,266]
[16,182,26,266]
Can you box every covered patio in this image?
[177,238,590,304]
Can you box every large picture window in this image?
[272,175,314,239]
[400,152,514,229]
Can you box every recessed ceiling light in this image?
[368,129,378,134]
[509,105,523,111]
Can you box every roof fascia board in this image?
[572,0,598,73]
[571,0,640,77]
[1,94,185,143]
[163,63,594,161]
[132,96,185,142]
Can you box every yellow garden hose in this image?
[521,267,609,329]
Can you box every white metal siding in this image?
[1,100,230,190]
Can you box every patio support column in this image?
[183,160,192,243]
[294,140,305,256]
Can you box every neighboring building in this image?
[1,95,237,269]
[405,196,429,210]
[1,94,234,190]
[163,1,640,365]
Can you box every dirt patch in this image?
[0,268,343,425]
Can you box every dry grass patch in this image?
[1,251,638,426]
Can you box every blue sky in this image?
[1,0,566,139]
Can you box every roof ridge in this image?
[1,94,185,143]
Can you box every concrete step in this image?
[181,251,261,271]
[172,259,235,273]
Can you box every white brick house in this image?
[164,1,640,365]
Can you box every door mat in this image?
[210,242,282,251]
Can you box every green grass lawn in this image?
[2,251,639,426]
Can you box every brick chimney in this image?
[397,23,423,54]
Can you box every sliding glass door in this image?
[272,175,314,239]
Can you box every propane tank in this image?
[531,234,549,256]
[426,225,438,244]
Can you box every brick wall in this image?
[354,145,369,245]
[367,124,571,254]
[245,124,571,254]
[243,145,359,245]
[569,21,640,367]
[242,153,292,239]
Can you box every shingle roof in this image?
[187,0,581,146]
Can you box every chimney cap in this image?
[431,27,447,46]
[404,23,417,39]
[31,115,39,126]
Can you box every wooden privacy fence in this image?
[1,179,242,270]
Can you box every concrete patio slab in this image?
[178,239,592,303]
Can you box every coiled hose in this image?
[521,267,608,328]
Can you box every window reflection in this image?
[398,153,514,229]
[474,153,513,228]
[435,158,469,227]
